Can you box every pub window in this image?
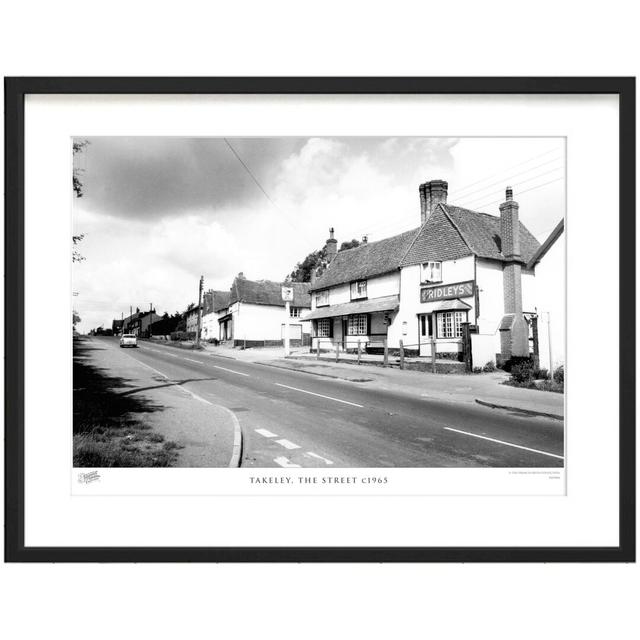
[290,306,302,318]
[350,280,367,300]
[347,314,368,336]
[317,318,332,337]
[421,261,442,283]
[437,311,466,339]
[315,290,329,307]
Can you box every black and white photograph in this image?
[72,135,566,472]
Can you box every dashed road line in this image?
[275,438,301,450]
[274,457,301,468]
[305,451,334,465]
[213,365,250,377]
[443,427,565,460]
[184,357,204,364]
[274,383,363,408]
[255,428,278,438]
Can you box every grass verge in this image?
[73,338,182,467]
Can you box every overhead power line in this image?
[456,166,565,209]
[448,147,561,197]
[355,149,565,241]
[450,156,564,204]
[222,138,315,245]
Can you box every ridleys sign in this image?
[420,280,474,303]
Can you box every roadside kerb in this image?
[475,398,563,422]
[133,356,244,467]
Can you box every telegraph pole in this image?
[196,276,204,348]
[149,302,153,338]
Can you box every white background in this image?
[1,2,638,639]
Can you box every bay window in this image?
[437,311,467,339]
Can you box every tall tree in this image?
[288,238,361,282]
[72,140,89,262]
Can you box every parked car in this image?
[120,333,137,348]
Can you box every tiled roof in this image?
[212,290,231,313]
[311,228,420,291]
[229,277,311,308]
[401,204,541,266]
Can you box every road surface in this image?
[96,337,564,468]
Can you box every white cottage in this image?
[218,275,312,347]
[309,180,558,368]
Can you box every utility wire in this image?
[354,150,564,240]
[450,157,564,204]
[222,138,316,245]
[456,166,564,209]
[447,147,560,197]
[469,177,565,211]
[356,176,565,241]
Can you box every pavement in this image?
[79,338,240,467]
[164,340,565,420]
[114,336,565,468]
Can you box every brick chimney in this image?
[498,186,529,359]
[419,179,448,224]
[325,227,338,263]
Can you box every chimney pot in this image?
[419,179,448,224]
[506,186,513,201]
[325,228,338,264]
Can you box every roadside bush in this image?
[472,366,483,374]
[553,365,564,386]
[509,360,536,385]
[482,360,496,372]
[536,368,550,380]
[207,337,219,345]
[170,330,188,341]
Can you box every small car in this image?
[120,334,138,348]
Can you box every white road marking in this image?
[274,456,301,468]
[164,352,181,358]
[213,365,249,377]
[274,383,363,408]
[184,357,204,364]
[305,451,334,465]
[443,427,565,460]
[255,428,278,438]
[275,438,301,450]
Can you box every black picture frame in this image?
[4,76,635,563]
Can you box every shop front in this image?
[306,295,399,353]
[416,280,475,359]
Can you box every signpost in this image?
[281,284,294,357]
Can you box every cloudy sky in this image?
[73,136,565,331]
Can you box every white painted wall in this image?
[231,302,310,342]
[475,258,503,334]
[311,271,400,309]
[393,256,475,350]
[533,233,566,370]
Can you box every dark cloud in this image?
[74,136,458,221]
[75,137,306,220]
